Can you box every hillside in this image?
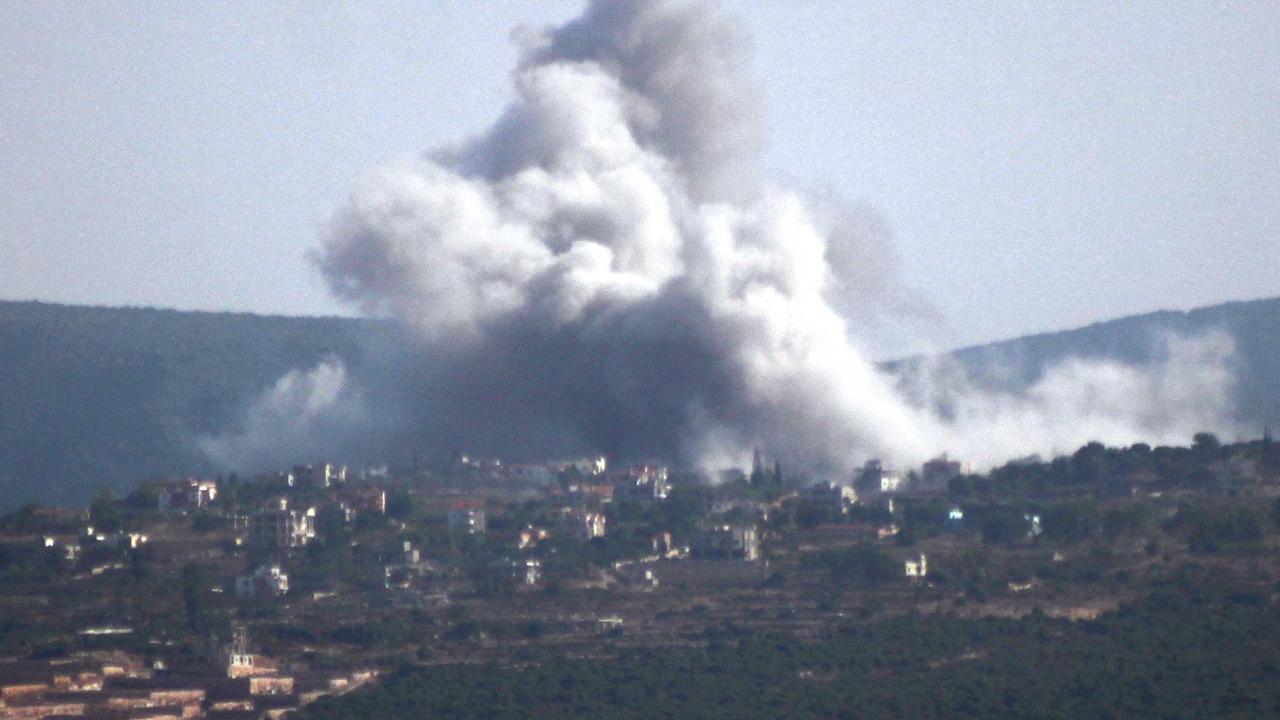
[932,296,1280,432]
[0,301,393,509]
[0,296,1276,510]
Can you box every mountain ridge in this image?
[1,295,1276,510]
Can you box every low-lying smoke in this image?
[200,0,1240,477]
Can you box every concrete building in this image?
[694,525,759,561]
[609,465,670,502]
[157,478,218,511]
[808,481,857,512]
[251,499,316,548]
[922,455,963,489]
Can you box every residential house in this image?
[507,464,555,484]
[609,465,670,502]
[447,500,486,534]
[251,499,316,548]
[518,526,551,550]
[857,459,902,495]
[340,487,387,515]
[564,509,607,540]
[235,565,289,598]
[291,463,347,489]
[808,481,857,513]
[693,525,759,561]
[921,455,964,489]
[157,478,218,511]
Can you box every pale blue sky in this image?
[2,1,1277,352]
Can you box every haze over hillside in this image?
[0,301,394,509]
[1,296,1276,511]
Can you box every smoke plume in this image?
[202,0,1239,477]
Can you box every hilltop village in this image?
[3,434,1280,718]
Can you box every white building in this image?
[565,509,607,540]
[905,554,928,580]
[251,499,316,548]
[880,472,903,494]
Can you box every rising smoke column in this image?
[210,0,1239,476]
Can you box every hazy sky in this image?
[2,1,1277,352]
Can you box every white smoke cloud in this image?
[198,358,368,472]
[212,0,1239,477]
[909,332,1238,468]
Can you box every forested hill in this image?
[1,296,1277,511]
[0,301,393,509]
[918,295,1280,433]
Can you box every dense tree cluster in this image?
[301,569,1280,719]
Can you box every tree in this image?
[749,448,765,488]
[1192,432,1222,454]
[181,562,211,631]
[90,489,123,533]
[387,489,414,520]
[980,507,1028,545]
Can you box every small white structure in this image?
[1025,514,1043,538]
[642,568,659,589]
[220,627,258,678]
[401,541,420,566]
[565,509,607,540]
[251,499,317,547]
[905,554,928,580]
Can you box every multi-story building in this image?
[251,499,316,548]
[610,465,670,502]
[157,478,218,511]
[693,525,759,561]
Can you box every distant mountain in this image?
[0,297,1276,511]
[0,301,393,509]
[892,296,1280,437]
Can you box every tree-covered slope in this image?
[893,295,1280,434]
[0,295,1276,510]
[0,301,391,509]
[300,572,1280,720]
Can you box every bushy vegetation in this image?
[301,570,1280,719]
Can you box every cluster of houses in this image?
[22,450,980,604]
[0,636,375,719]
